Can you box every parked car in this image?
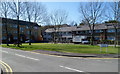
[25,40,35,43]
[72,36,87,44]
[82,40,89,44]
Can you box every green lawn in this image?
[1,43,119,54]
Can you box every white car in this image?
[82,40,89,44]
[25,40,30,43]
[25,40,35,43]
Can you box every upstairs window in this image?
[95,30,103,33]
[34,27,38,29]
[107,29,115,33]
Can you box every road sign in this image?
[99,44,108,53]
[100,44,108,47]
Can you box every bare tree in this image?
[49,9,68,43]
[79,2,105,45]
[8,1,25,47]
[105,2,120,21]
[23,2,47,45]
[32,2,47,24]
[0,2,11,46]
[105,2,120,47]
[23,2,34,45]
[50,9,68,26]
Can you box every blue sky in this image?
[42,2,81,24]
[42,2,114,25]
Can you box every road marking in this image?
[15,54,39,61]
[0,60,13,74]
[15,54,26,58]
[26,57,39,61]
[0,62,9,72]
[59,65,84,72]
[28,51,40,54]
[104,61,112,63]
[0,50,9,53]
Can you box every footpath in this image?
[32,50,119,58]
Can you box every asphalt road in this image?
[0,47,119,72]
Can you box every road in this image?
[0,47,119,73]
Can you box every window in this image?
[2,30,6,33]
[26,26,29,29]
[14,36,17,39]
[118,29,120,32]
[44,33,46,35]
[2,36,6,40]
[13,25,17,28]
[13,31,17,34]
[85,31,89,33]
[59,32,62,35]
[26,31,29,34]
[26,36,29,39]
[63,32,66,35]
[76,31,79,34]
[80,31,85,34]
[20,27,24,31]
[34,27,38,29]
[68,32,71,34]
[94,37,100,40]
[95,30,103,33]
[20,37,23,41]
[65,32,68,35]
[107,29,115,33]
[0,23,3,26]
[78,31,81,33]
[88,30,91,33]
[107,36,115,40]
[11,25,17,28]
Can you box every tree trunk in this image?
[90,25,95,45]
[17,15,20,47]
[114,28,117,48]
[29,25,31,45]
[29,28,31,45]
[53,26,57,44]
[5,19,9,46]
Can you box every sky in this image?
[42,2,80,25]
[42,1,119,24]
[41,2,114,25]
[0,1,117,26]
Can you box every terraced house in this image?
[1,17,42,43]
[43,23,120,44]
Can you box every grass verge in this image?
[1,43,119,54]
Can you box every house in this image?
[43,23,120,44]
[1,17,42,43]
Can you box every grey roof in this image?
[1,17,40,27]
[45,23,119,32]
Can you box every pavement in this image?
[0,47,119,72]
[32,50,119,58]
